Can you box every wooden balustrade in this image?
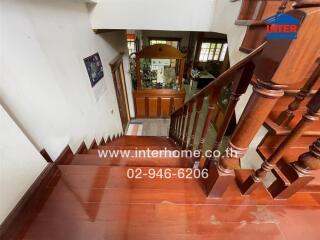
[203,61,256,169]
[276,58,320,126]
[170,43,268,195]
[207,80,284,197]
[240,89,320,195]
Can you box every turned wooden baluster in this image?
[241,89,320,195]
[179,105,188,145]
[207,80,284,198]
[169,112,176,139]
[294,138,320,172]
[182,101,194,149]
[269,138,320,199]
[276,58,320,126]
[172,112,179,142]
[169,112,174,138]
[196,90,220,165]
[188,97,204,150]
[177,108,185,145]
[203,62,256,169]
[175,109,181,144]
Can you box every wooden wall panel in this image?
[133,89,186,118]
[148,98,158,117]
[174,98,184,110]
[160,98,171,117]
[135,97,145,117]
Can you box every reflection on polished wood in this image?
[9,164,320,240]
[3,136,320,240]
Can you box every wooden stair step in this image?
[11,165,320,240]
[87,148,183,155]
[68,154,193,168]
[264,116,320,136]
[38,165,320,206]
[106,136,177,147]
[95,145,179,150]
[257,145,309,163]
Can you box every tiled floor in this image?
[130,118,171,136]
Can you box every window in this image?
[127,33,137,56]
[149,39,179,49]
[127,40,136,55]
[198,42,228,62]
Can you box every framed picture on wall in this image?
[84,52,104,87]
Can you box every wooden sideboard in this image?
[133,88,185,118]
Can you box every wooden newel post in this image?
[206,80,284,198]
[240,89,320,195]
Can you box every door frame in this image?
[109,53,130,132]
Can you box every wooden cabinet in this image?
[133,89,185,118]
[133,44,186,118]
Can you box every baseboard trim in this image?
[0,163,56,239]
[55,145,74,165]
[40,148,53,162]
[99,138,106,146]
[89,139,98,149]
[76,141,88,154]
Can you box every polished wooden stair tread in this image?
[264,114,320,136]
[95,145,179,150]
[257,145,308,163]
[69,154,193,167]
[9,165,320,240]
[106,136,177,147]
[11,165,320,240]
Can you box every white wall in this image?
[88,0,247,66]
[0,104,47,224]
[210,0,247,66]
[89,0,216,32]
[0,0,133,160]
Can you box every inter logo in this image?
[264,13,300,40]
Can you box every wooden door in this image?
[110,54,130,131]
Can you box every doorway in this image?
[110,53,130,132]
